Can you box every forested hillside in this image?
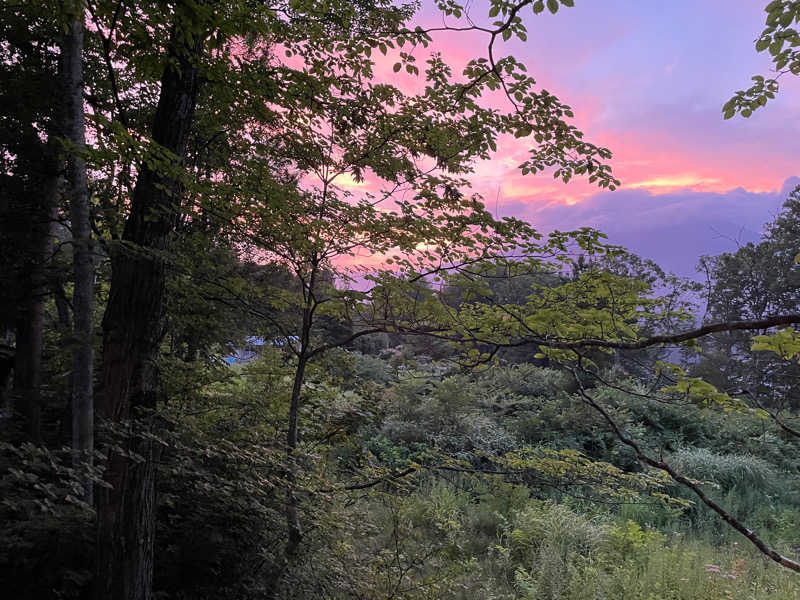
[2,1,800,599]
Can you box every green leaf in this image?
[765,0,783,12]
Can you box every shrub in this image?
[0,442,97,599]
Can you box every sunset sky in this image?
[392,0,800,277]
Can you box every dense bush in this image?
[0,443,96,599]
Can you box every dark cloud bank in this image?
[510,177,800,279]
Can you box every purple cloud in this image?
[506,177,799,278]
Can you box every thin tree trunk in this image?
[13,177,60,444]
[94,13,203,600]
[286,347,309,558]
[13,298,44,443]
[62,3,95,502]
[285,258,319,558]
[51,275,72,332]
[0,337,13,418]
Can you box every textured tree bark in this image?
[62,4,95,502]
[94,13,203,600]
[12,176,60,444]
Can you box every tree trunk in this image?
[285,284,316,558]
[286,350,309,558]
[51,274,72,332]
[62,4,94,502]
[0,337,14,418]
[13,176,60,444]
[94,14,203,600]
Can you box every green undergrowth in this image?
[4,352,800,598]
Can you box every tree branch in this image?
[577,314,800,350]
[317,467,417,493]
[572,369,800,573]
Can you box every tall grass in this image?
[670,446,777,491]
[501,505,800,600]
[499,502,607,600]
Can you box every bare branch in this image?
[317,467,417,493]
